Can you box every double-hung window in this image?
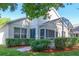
[14,27,27,38]
[30,29,35,38]
[14,27,20,38]
[40,29,44,39]
[46,29,55,38]
[21,28,27,38]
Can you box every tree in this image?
[22,3,64,20]
[0,3,17,27]
[0,18,10,28]
[0,3,64,20]
[0,3,17,11]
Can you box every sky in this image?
[58,3,79,25]
[0,4,26,20]
[0,3,79,25]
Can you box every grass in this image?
[0,45,79,56]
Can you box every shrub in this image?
[30,39,51,51]
[64,37,78,48]
[55,37,65,50]
[24,39,35,46]
[55,37,78,50]
[6,38,34,47]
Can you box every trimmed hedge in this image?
[30,39,51,51]
[6,37,79,50]
[6,38,35,47]
[55,37,65,50]
[64,37,78,48]
[55,37,78,50]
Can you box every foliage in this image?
[0,3,64,20]
[0,18,10,28]
[55,37,65,50]
[1,45,79,56]
[22,3,64,20]
[0,45,29,56]
[55,37,78,50]
[0,3,17,11]
[64,37,78,48]
[30,39,51,51]
[6,38,34,47]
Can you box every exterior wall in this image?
[30,17,49,39]
[0,25,9,44]
[30,18,70,39]
[8,19,30,38]
[29,8,61,39]
[64,26,69,37]
[40,21,56,30]
[30,17,48,28]
[72,26,79,37]
[55,20,69,37]
[73,32,79,37]
[39,21,57,39]
[47,7,60,21]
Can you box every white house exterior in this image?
[0,8,73,44]
[72,25,79,37]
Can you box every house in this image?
[72,25,79,37]
[0,7,73,45]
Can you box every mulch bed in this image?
[8,45,79,53]
[42,48,73,53]
[31,48,72,53]
[32,46,79,53]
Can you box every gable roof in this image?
[39,17,73,29]
[0,17,73,30]
[7,17,27,24]
[0,17,30,29]
[39,17,60,27]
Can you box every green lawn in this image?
[0,45,79,56]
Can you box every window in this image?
[56,32,58,37]
[14,27,27,38]
[30,29,35,38]
[40,29,44,39]
[14,27,20,38]
[21,28,27,38]
[46,29,55,38]
[76,34,78,37]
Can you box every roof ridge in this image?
[0,17,28,29]
[7,17,27,24]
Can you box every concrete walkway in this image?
[16,46,31,52]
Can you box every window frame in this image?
[46,29,55,39]
[21,28,27,38]
[30,28,36,39]
[14,27,20,38]
[40,29,44,39]
[14,27,27,39]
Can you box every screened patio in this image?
[40,29,58,39]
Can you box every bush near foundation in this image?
[30,39,51,51]
[55,37,78,50]
[6,38,34,47]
